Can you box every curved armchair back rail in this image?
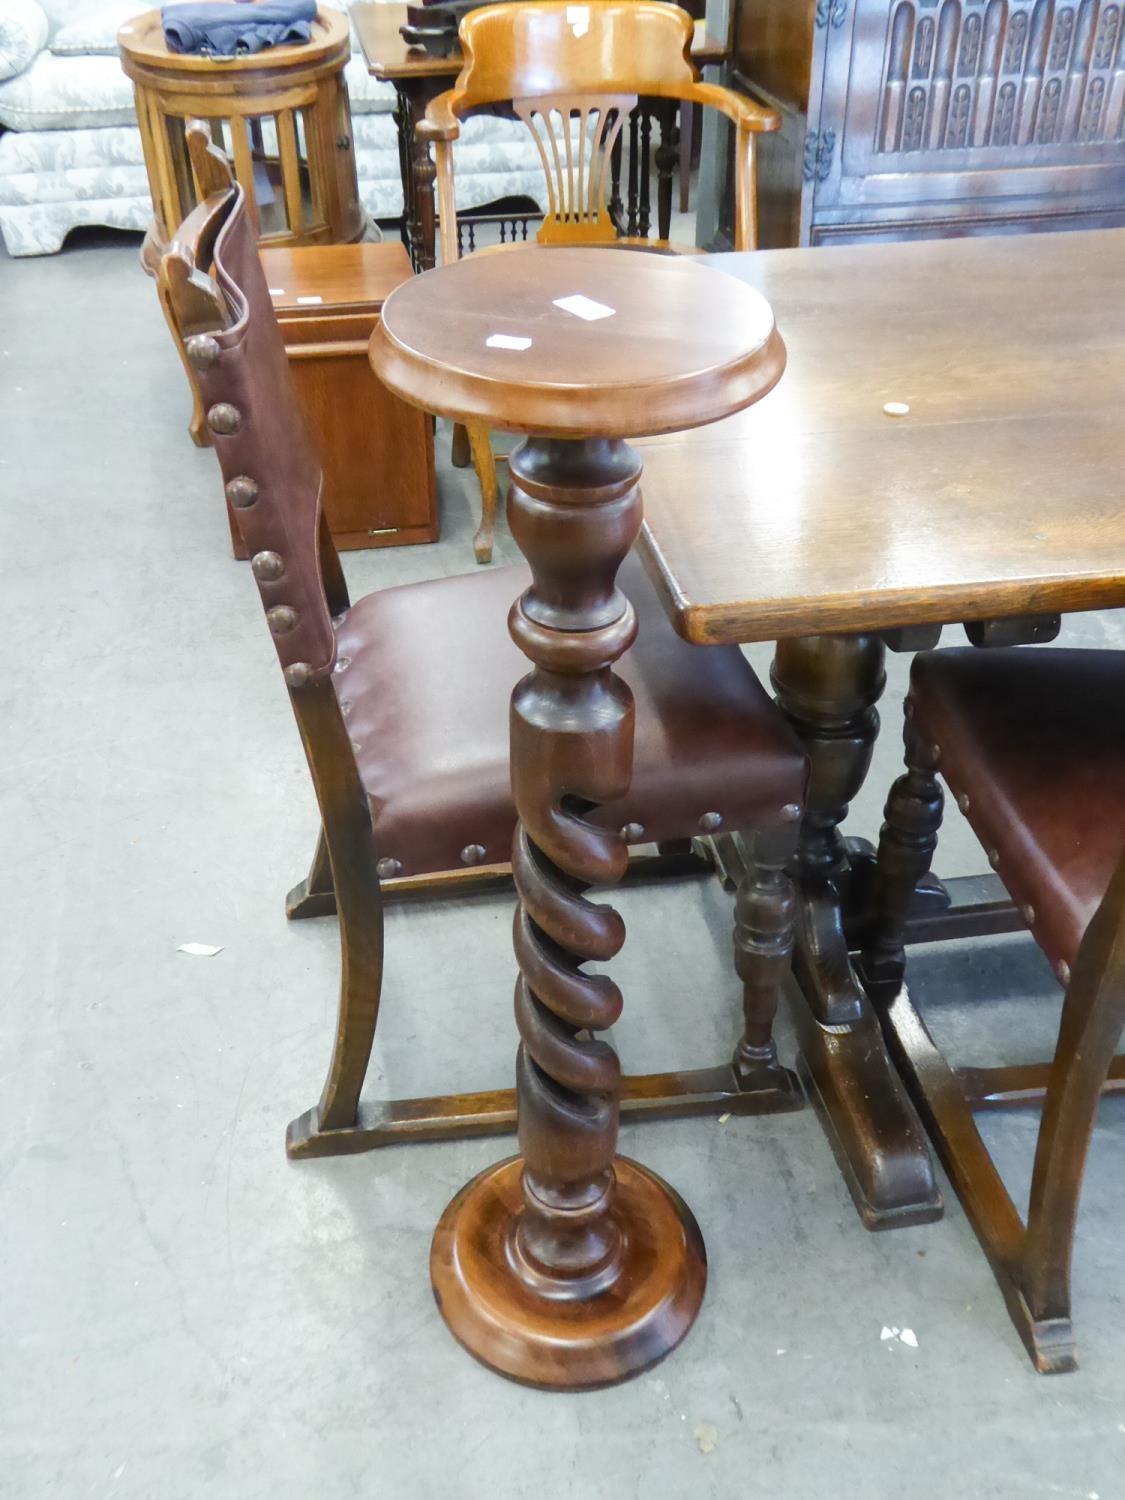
[419,0,779,262]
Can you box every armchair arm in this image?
[689,81,781,134]
[417,89,464,144]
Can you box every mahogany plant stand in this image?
[370,244,785,1389]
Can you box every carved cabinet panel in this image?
[722,0,1125,247]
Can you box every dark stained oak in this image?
[637,229,1125,645]
[635,227,1125,1233]
[371,244,787,1389]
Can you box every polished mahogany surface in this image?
[637,228,1125,643]
[371,245,784,436]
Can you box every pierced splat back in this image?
[513,95,635,244]
[421,0,780,263]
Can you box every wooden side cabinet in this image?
[260,241,438,551]
[716,0,1125,248]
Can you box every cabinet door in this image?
[809,0,1125,237]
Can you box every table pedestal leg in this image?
[772,634,943,1230]
[431,436,706,1390]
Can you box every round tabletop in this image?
[369,247,786,438]
[117,7,350,76]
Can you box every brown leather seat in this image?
[908,647,1125,976]
[338,549,806,876]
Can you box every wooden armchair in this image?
[860,646,1125,1373]
[162,124,809,1162]
[419,0,780,564]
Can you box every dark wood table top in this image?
[636,228,1125,644]
[352,1,725,79]
[371,245,783,436]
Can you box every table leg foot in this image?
[791,996,943,1230]
[431,1155,706,1390]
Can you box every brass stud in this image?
[207,402,241,435]
[780,803,802,822]
[956,792,971,814]
[1057,960,1071,986]
[225,475,258,508]
[334,656,351,673]
[284,662,313,688]
[620,823,645,844]
[350,739,362,753]
[267,605,299,635]
[376,857,401,879]
[251,550,285,583]
[461,844,487,866]
[988,849,1001,870]
[184,333,221,371]
[1022,904,1035,926]
[698,811,723,833]
[340,699,353,717]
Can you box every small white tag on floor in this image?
[177,942,223,957]
[553,293,615,321]
[486,333,533,350]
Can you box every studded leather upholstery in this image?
[169,176,808,877]
[908,647,1125,977]
[337,549,807,875]
[184,179,337,684]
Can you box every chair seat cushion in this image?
[909,647,1125,975]
[334,551,807,876]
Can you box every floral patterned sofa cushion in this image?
[0,0,48,79]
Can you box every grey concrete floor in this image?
[3,229,1125,1500]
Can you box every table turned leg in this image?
[431,437,706,1390]
[771,634,943,1230]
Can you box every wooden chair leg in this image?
[467,420,499,564]
[286,824,337,919]
[858,716,944,1000]
[1021,856,1125,1346]
[451,421,472,468]
[731,825,801,1102]
[286,834,386,1154]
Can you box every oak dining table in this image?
[635,226,1125,1230]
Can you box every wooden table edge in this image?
[637,528,1125,645]
[370,321,787,438]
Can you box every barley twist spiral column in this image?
[369,241,787,1391]
[431,436,707,1388]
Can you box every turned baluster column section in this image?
[505,435,642,1290]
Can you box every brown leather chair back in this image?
[159,126,344,689]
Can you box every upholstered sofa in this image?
[0,0,545,255]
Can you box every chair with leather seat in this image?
[859,645,1125,1373]
[420,0,780,563]
[161,124,809,1163]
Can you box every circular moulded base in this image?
[430,1154,707,1391]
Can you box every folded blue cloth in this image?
[162,0,317,56]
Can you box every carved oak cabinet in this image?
[718,0,1125,247]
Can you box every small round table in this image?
[371,245,786,1391]
[119,8,364,247]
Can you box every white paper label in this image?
[566,5,589,35]
[296,295,323,306]
[553,293,615,322]
[486,333,533,350]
